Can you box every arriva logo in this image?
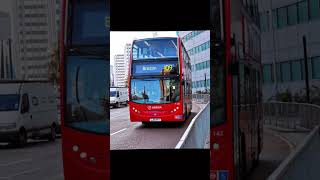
[147,106,162,110]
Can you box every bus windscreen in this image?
[130,78,180,104]
[66,56,109,134]
[132,38,178,60]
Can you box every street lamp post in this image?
[8,38,13,79]
[270,0,279,99]
[303,36,310,103]
[204,73,207,93]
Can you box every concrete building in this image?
[10,0,58,80]
[55,0,61,37]
[0,11,15,79]
[259,0,320,102]
[177,31,210,93]
[123,43,131,80]
[0,12,11,39]
[114,54,126,87]
[110,64,114,86]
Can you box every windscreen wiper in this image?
[68,48,108,59]
[75,66,88,122]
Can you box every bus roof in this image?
[132,37,178,43]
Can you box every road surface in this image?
[110,103,202,149]
[0,137,63,180]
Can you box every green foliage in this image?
[48,46,60,85]
[276,89,292,102]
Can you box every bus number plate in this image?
[150,118,161,122]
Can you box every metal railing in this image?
[175,102,210,149]
[263,102,320,130]
[192,94,210,104]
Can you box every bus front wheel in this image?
[184,106,188,121]
[142,122,149,126]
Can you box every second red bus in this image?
[128,37,192,123]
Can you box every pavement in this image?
[263,125,310,150]
[0,137,63,180]
[110,102,202,150]
[247,126,309,180]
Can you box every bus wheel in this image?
[48,124,56,142]
[18,129,27,147]
[184,107,188,121]
[117,102,121,108]
[142,122,149,126]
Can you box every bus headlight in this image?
[174,115,183,119]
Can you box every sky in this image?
[110,31,178,66]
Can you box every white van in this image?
[110,87,128,108]
[0,80,58,146]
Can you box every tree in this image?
[275,89,292,102]
[124,76,128,87]
[48,46,60,86]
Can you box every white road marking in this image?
[111,128,127,136]
[175,103,205,149]
[269,132,295,152]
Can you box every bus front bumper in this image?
[130,112,185,122]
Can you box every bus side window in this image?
[21,93,30,114]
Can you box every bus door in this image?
[61,0,109,179]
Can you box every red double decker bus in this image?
[60,0,109,179]
[128,37,192,123]
[211,0,263,179]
